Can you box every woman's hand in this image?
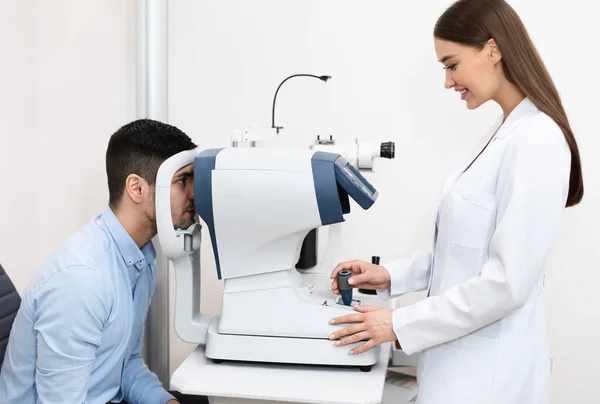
[330,259,391,294]
[329,306,398,354]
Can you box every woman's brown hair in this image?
[435,0,583,207]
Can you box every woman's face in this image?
[434,38,502,110]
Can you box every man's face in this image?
[169,164,196,229]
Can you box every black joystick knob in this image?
[358,256,380,295]
[380,142,395,159]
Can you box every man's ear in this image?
[487,38,502,64]
[124,174,148,205]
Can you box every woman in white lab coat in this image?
[328,1,584,403]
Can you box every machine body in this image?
[157,147,383,370]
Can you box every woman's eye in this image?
[447,64,457,71]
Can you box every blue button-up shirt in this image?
[0,206,174,404]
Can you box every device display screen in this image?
[340,163,375,198]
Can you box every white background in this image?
[1,1,598,402]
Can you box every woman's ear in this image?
[487,38,502,63]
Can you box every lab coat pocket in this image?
[448,189,495,250]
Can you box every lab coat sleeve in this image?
[121,314,174,404]
[33,266,108,404]
[376,251,432,299]
[391,127,570,355]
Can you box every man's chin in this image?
[174,220,195,230]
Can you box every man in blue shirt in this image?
[0,120,205,404]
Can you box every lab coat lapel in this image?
[439,116,503,201]
[439,97,539,201]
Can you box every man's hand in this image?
[329,306,397,354]
[167,400,179,404]
[330,259,391,294]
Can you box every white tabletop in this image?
[171,343,392,404]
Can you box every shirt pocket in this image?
[447,188,496,250]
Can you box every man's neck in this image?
[111,205,156,248]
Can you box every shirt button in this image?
[127,260,132,265]
[136,273,140,279]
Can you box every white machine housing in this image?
[311,137,395,171]
[158,147,384,369]
[155,148,213,344]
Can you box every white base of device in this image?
[204,317,379,371]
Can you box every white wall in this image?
[0,0,136,293]
[168,0,600,402]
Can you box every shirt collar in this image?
[495,97,539,140]
[101,205,156,270]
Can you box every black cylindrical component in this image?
[380,142,395,159]
[337,269,353,306]
[296,229,317,269]
[372,256,380,265]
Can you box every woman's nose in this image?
[444,71,455,89]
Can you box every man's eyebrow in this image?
[173,172,193,179]
[439,54,457,64]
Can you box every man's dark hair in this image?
[106,119,197,207]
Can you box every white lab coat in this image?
[380,97,571,404]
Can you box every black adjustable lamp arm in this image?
[271,74,331,133]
